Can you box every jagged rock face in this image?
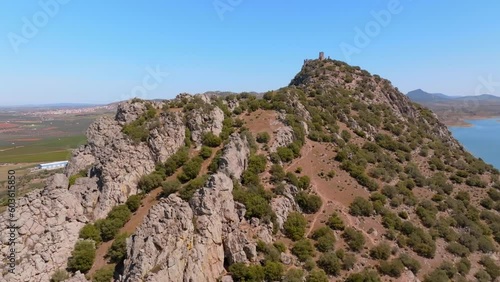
[187,106,225,147]
[67,101,186,219]
[115,101,147,124]
[271,184,300,229]
[147,112,186,163]
[86,115,157,219]
[270,126,294,153]
[65,145,95,177]
[119,195,195,282]
[119,136,259,282]
[120,173,242,282]
[69,176,100,215]
[0,175,87,282]
[218,133,250,179]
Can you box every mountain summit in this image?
[2,56,499,282]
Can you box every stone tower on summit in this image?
[319,51,325,60]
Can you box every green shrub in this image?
[163,147,189,176]
[107,233,128,263]
[311,227,336,253]
[342,228,365,252]
[480,255,500,280]
[327,212,345,230]
[270,164,286,183]
[478,235,496,253]
[317,252,341,276]
[178,156,203,183]
[79,224,101,244]
[138,172,164,193]
[201,132,222,147]
[456,257,471,276]
[256,132,270,143]
[305,269,328,282]
[295,192,322,214]
[125,194,142,212]
[67,240,96,273]
[229,262,265,282]
[438,261,457,279]
[277,147,295,162]
[349,197,373,217]
[475,270,492,282]
[247,154,267,174]
[92,265,115,282]
[162,179,182,197]
[342,253,357,270]
[423,269,449,282]
[378,259,404,278]
[298,175,311,189]
[273,241,286,253]
[95,219,122,242]
[107,205,132,226]
[399,253,421,274]
[199,146,213,159]
[50,269,70,282]
[263,261,284,281]
[179,175,208,201]
[284,212,307,241]
[345,270,381,282]
[466,175,487,188]
[122,118,149,143]
[233,185,274,221]
[370,242,391,260]
[446,242,470,257]
[284,268,304,282]
[291,239,315,261]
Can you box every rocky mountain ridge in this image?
[1,56,499,282]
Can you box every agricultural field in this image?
[0,107,115,211]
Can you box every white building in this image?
[38,161,69,170]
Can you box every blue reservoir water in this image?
[449,118,500,169]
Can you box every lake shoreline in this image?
[444,116,500,128]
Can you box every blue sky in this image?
[0,0,499,105]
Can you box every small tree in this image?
[79,224,101,244]
[125,194,142,212]
[291,239,315,262]
[305,269,328,282]
[256,132,270,143]
[370,242,391,260]
[284,212,307,241]
[50,269,70,282]
[202,132,222,147]
[67,240,96,273]
[107,233,128,263]
[342,227,365,252]
[349,197,373,217]
[92,265,115,282]
[199,146,213,159]
[317,252,341,276]
[327,212,345,230]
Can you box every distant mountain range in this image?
[407,89,500,103]
[0,103,104,109]
[406,89,500,126]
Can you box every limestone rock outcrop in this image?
[0,174,87,282]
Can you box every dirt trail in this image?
[89,187,163,275]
